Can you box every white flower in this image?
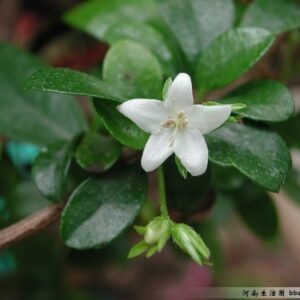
[118,73,231,176]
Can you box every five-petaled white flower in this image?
[118,73,232,176]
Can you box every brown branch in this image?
[0,203,63,250]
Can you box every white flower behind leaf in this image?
[118,73,231,176]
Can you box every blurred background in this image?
[1,0,300,299]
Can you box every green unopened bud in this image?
[172,223,210,265]
[144,217,171,250]
[128,217,172,259]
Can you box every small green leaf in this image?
[196,28,274,93]
[60,166,147,249]
[162,77,172,101]
[128,240,149,258]
[104,21,178,76]
[175,156,187,179]
[233,182,279,241]
[241,0,300,34]
[32,139,76,202]
[146,244,159,258]
[0,43,87,146]
[64,0,161,40]
[156,0,235,63]
[93,100,149,150]
[75,132,122,173]
[134,225,146,235]
[206,122,291,192]
[220,80,294,122]
[102,40,163,99]
[25,68,126,103]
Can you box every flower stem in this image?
[157,166,169,218]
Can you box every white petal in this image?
[141,129,174,172]
[185,104,231,134]
[118,99,168,134]
[173,128,208,176]
[165,73,194,114]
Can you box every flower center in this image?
[160,111,188,147]
[160,111,188,129]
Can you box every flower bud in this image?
[144,217,171,249]
[172,223,210,265]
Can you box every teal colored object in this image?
[0,252,16,277]
[6,141,40,169]
[0,196,10,221]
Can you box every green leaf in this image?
[146,244,159,258]
[196,28,274,93]
[162,77,172,101]
[175,156,187,179]
[234,1,248,26]
[220,80,295,122]
[64,0,161,40]
[241,0,300,34]
[102,40,163,99]
[32,139,76,202]
[93,100,149,150]
[206,122,291,192]
[0,43,87,146]
[94,40,162,149]
[104,21,178,76]
[156,0,234,63]
[60,166,147,249]
[128,240,149,258]
[75,132,122,173]
[233,182,279,241]
[25,68,126,103]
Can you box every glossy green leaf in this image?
[93,100,148,150]
[156,0,235,63]
[60,166,147,249]
[25,68,126,103]
[234,182,279,241]
[102,40,163,99]
[220,80,295,122]
[206,122,291,192]
[64,0,160,40]
[94,41,162,149]
[241,0,300,34]
[0,43,87,146]
[75,132,122,173]
[32,139,76,202]
[104,20,178,75]
[196,28,274,93]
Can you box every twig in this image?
[0,203,63,250]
